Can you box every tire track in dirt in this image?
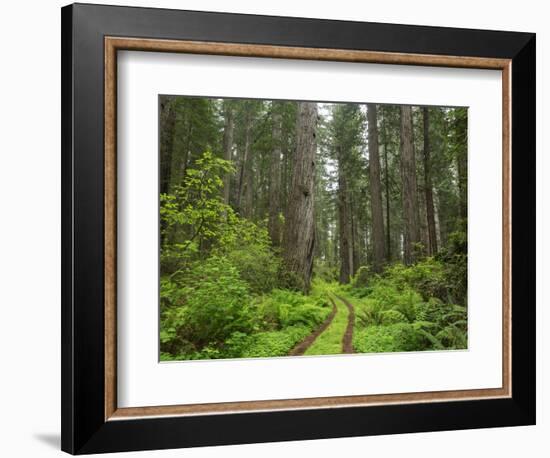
[288,297,338,356]
[335,294,355,353]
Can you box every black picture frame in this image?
[61,3,536,454]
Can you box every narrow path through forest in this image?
[289,293,356,356]
[289,298,337,356]
[335,294,355,354]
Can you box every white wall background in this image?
[0,1,544,456]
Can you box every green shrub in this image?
[382,259,447,302]
[254,289,330,330]
[352,265,371,288]
[436,323,468,349]
[208,215,283,294]
[160,255,252,356]
[350,258,468,354]
[360,281,423,322]
[205,287,333,359]
[355,298,386,326]
[285,303,329,328]
[225,245,280,294]
[160,151,235,274]
[231,325,312,358]
[353,323,433,354]
[379,309,408,325]
[437,231,468,306]
[414,299,466,325]
[159,151,284,297]
[160,275,186,309]
[277,266,306,293]
[313,261,338,283]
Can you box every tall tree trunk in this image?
[282,102,317,293]
[382,109,391,261]
[281,142,290,218]
[333,222,339,269]
[243,157,254,218]
[237,104,252,216]
[159,96,176,196]
[170,104,192,189]
[367,104,386,273]
[350,193,359,275]
[417,185,429,253]
[422,107,438,255]
[221,101,234,206]
[268,102,283,246]
[455,112,468,223]
[159,96,176,247]
[400,105,419,265]
[433,187,443,249]
[179,121,192,185]
[337,147,352,284]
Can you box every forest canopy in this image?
[159,95,468,361]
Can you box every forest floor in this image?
[290,292,356,357]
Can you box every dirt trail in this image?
[335,294,355,353]
[288,297,337,356]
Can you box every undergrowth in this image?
[346,256,467,354]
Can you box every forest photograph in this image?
[159,95,468,362]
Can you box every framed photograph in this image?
[61,3,536,454]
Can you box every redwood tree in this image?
[221,100,234,206]
[159,96,176,196]
[422,107,438,255]
[268,101,283,246]
[367,104,386,272]
[282,102,318,292]
[400,105,419,265]
[337,145,353,283]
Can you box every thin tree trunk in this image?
[433,187,443,248]
[333,221,339,269]
[268,102,283,246]
[367,104,386,272]
[243,158,253,218]
[455,112,468,223]
[382,110,391,261]
[237,104,252,216]
[422,107,438,255]
[281,142,290,218]
[350,193,358,275]
[179,122,193,185]
[221,101,234,206]
[400,105,419,265]
[159,96,176,247]
[282,102,317,293]
[337,146,352,284]
[159,97,176,196]
[417,185,429,254]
